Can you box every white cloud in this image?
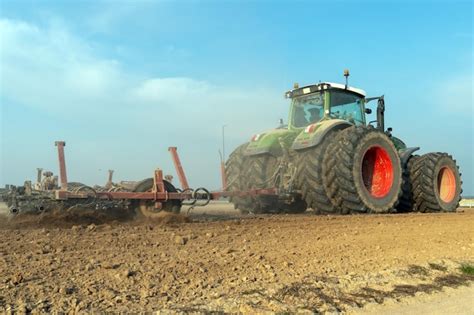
[0,18,284,129]
[133,78,211,104]
[0,19,124,114]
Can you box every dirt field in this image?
[0,202,473,313]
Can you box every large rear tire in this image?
[326,126,402,213]
[225,143,254,213]
[299,130,339,214]
[410,153,462,212]
[323,132,350,214]
[242,154,279,214]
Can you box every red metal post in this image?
[168,147,190,190]
[153,169,165,209]
[55,141,68,190]
[153,169,165,193]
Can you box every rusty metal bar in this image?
[153,169,166,209]
[54,188,278,201]
[55,190,194,201]
[153,169,165,194]
[210,188,278,199]
[55,141,68,191]
[168,147,190,190]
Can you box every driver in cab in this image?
[307,107,321,124]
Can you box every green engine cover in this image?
[244,128,299,156]
[291,119,352,151]
[243,119,407,158]
[244,119,355,156]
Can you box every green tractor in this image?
[225,70,462,214]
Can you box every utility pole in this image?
[220,124,227,190]
[222,124,227,162]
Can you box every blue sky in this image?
[0,0,473,194]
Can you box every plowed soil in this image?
[0,203,473,313]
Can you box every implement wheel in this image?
[410,153,462,212]
[326,126,402,213]
[131,178,181,217]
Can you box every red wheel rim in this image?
[362,146,394,198]
[438,167,456,203]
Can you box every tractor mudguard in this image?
[391,136,407,151]
[399,147,420,165]
[291,119,352,151]
[244,129,299,157]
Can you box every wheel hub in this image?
[437,166,456,203]
[362,146,394,198]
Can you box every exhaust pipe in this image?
[36,168,43,185]
[106,170,114,188]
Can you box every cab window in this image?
[329,91,365,125]
[292,92,324,128]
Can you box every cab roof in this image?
[285,82,366,99]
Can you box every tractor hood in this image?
[244,128,299,156]
[244,119,354,156]
[292,119,352,150]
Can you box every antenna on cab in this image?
[344,69,350,89]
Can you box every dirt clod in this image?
[59,286,74,295]
[173,235,187,245]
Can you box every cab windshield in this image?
[291,92,324,128]
[329,91,365,125]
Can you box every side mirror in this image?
[277,118,286,129]
[365,108,372,114]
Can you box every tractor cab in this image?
[245,70,391,156]
[286,82,367,129]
